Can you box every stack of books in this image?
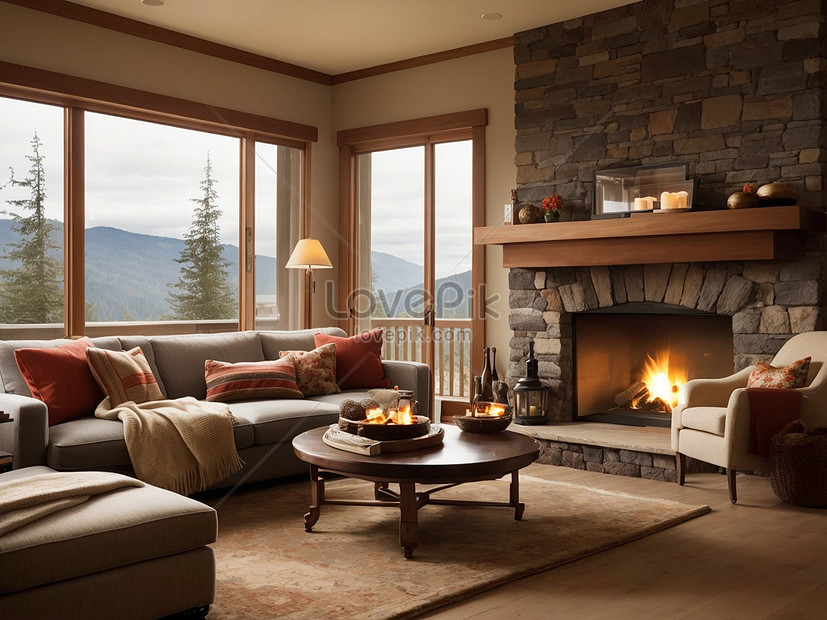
[322,425,381,455]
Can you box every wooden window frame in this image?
[0,62,317,337]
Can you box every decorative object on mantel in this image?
[517,203,543,224]
[727,183,761,209]
[542,194,563,222]
[757,182,799,207]
[593,162,696,218]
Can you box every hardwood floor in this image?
[419,462,827,620]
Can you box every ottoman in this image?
[0,466,217,620]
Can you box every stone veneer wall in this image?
[507,237,826,422]
[513,0,827,213]
[507,0,827,422]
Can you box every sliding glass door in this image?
[353,139,474,403]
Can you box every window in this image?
[0,71,315,339]
[85,112,240,327]
[254,142,303,329]
[0,97,64,337]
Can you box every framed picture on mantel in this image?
[592,163,696,219]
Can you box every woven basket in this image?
[770,420,827,508]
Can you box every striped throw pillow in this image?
[205,358,303,403]
[86,346,164,407]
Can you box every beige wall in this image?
[0,3,517,361]
[332,48,516,369]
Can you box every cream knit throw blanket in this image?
[0,471,143,537]
[95,396,243,496]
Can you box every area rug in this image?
[202,474,710,619]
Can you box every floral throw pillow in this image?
[747,357,811,389]
[279,343,340,397]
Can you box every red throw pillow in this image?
[14,338,105,426]
[314,328,390,390]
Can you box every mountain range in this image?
[0,220,470,321]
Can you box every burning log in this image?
[630,387,651,409]
[636,397,672,414]
[614,381,647,408]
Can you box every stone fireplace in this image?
[490,0,827,425]
[505,250,825,423]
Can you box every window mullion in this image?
[238,134,256,331]
[65,106,85,337]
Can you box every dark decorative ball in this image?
[359,398,382,412]
[518,204,543,224]
[339,399,367,421]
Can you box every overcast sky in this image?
[1,96,473,278]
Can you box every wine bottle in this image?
[480,347,493,401]
[491,347,499,383]
[471,376,482,416]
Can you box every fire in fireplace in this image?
[573,306,733,427]
[613,349,688,414]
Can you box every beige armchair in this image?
[672,331,827,503]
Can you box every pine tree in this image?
[167,155,236,319]
[0,134,63,324]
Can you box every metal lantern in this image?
[513,341,548,425]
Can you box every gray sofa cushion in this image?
[305,390,376,408]
[0,337,123,396]
[150,332,264,400]
[228,398,342,446]
[46,414,255,471]
[0,466,216,596]
[258,326,346,359]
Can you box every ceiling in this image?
[69,0,636,76]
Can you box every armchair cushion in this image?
[747,357,810,389]
[681,406,727,436]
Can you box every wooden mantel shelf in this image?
[474,206,825,268]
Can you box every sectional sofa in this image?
[0,327,431,486]
[0,327,430,619]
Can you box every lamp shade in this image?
[285,238,333,270]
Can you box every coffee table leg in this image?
[375,481,394,501]
[398,482,418,558]
[304,464,324,532]
[511,470,525,521]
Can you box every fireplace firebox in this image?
[573,304,733,427]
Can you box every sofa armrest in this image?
[0,392,49,468]
[382,360,432,419]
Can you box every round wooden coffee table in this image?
[292,424,540,558]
